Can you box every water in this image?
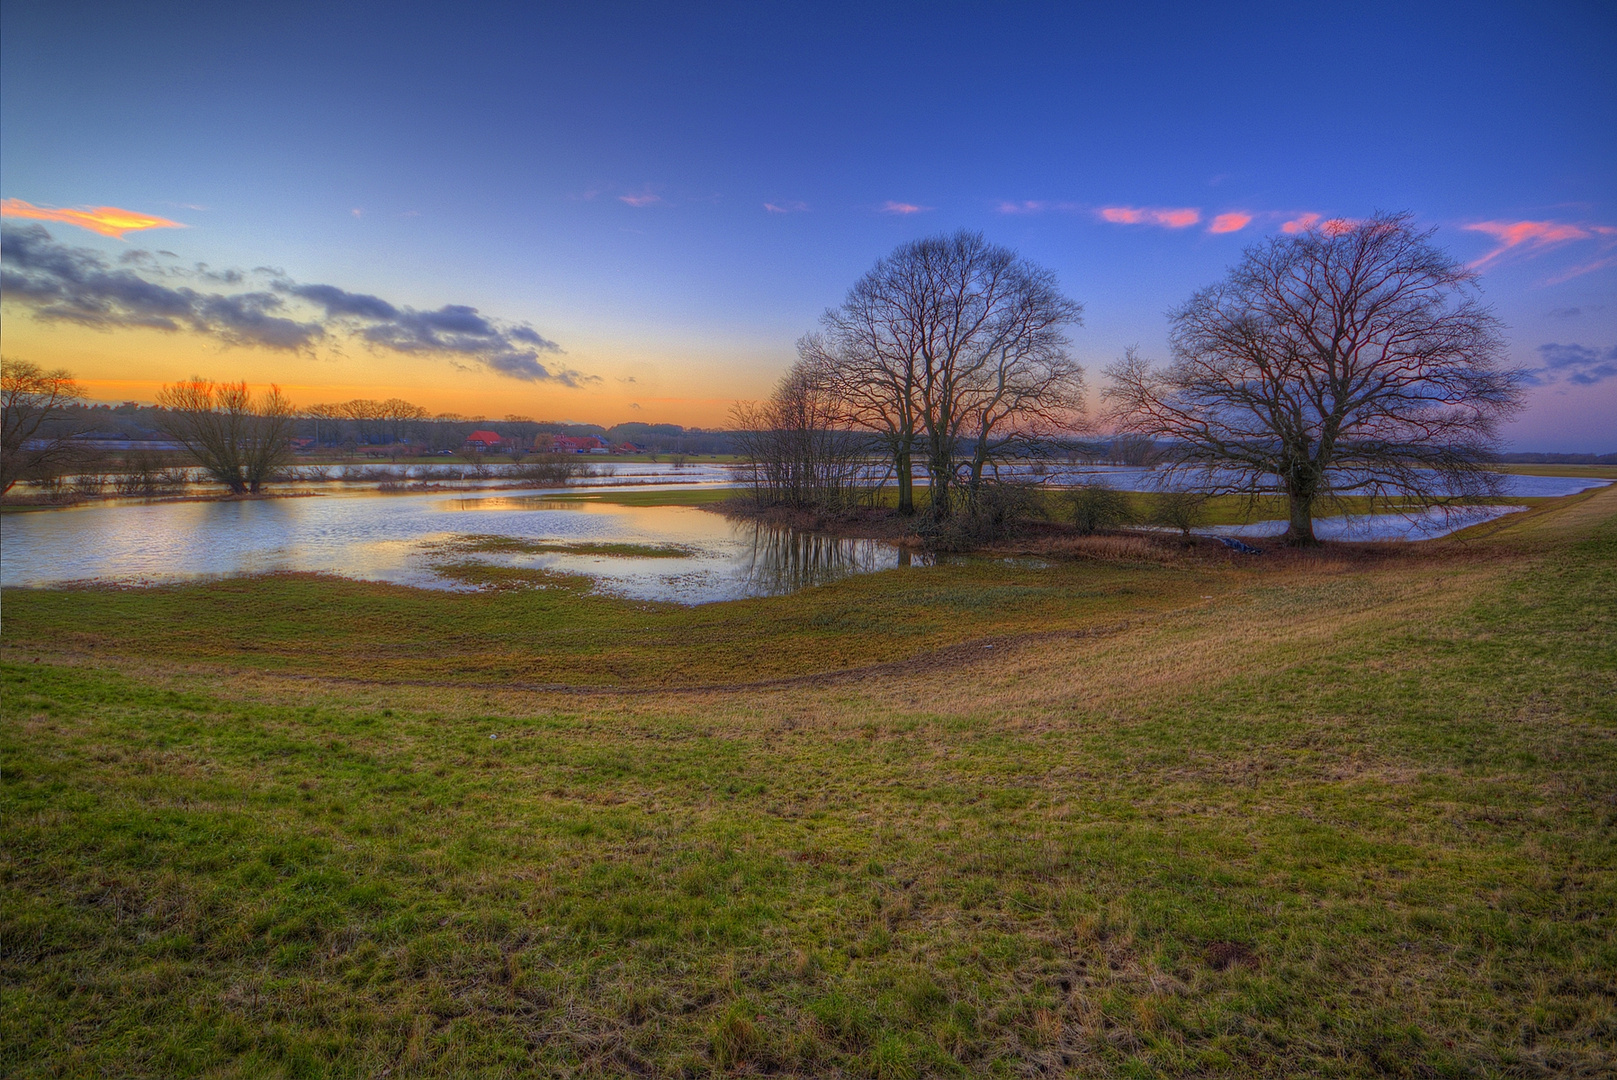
[3,470,1602,601]
[1194,504,1527,542]
[0,487,910,604]
[1023,465,1611,498]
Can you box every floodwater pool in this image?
[0,486,910,604]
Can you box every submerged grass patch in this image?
[1,489,1614,1077]
[429,533,697,559]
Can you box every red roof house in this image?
[553,435,605,453]
[464,430,503,449]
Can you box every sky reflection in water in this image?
[1,470,1607,603]
[0,488,907,604]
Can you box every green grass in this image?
[428,534,697,559]
[0,544,1214,687]
[1490,463,1617,479]
[1,491,1614,1077]
[538,487,740,507]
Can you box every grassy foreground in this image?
[2,491,1614,1077]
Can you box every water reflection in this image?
[734,524,920,595]
[0,486,918,604]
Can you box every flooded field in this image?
[0,486,908,603]
[3,468,1606,602]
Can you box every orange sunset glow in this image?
[0,197,184,238]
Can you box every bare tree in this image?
[807,231,1083,519]
[732,361,866,509]
[156,377,297,494]
[304,402,344,447]
[338,398,388,444]
[380,397,429,444]
[1106,213,1524,545]
[1,358,85,494]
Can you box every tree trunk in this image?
[895,448,914,515]
[1285,491,1318,546]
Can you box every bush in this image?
[1069,483,1133,534]
[515,454,582,485]
[923,480,1046,550]
[1152,489,1208,536]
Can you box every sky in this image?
[2,0,1613,450]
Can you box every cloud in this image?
[1,198,185,239]
[1528,342,1617,386]
[1463,219,1617,280]
[764,201,809,214]
[1277,213,1359,236]
[280,282,399,320]
[993,200,1086,215]
[1208,212,1252,234]
[0,223,321,348]
[1096,205,1200,228]
[1465,219,1589,266]
[1,223,590,385]
[880,201,931,215]
[619,188,662,207]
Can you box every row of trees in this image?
[742,215,1523,545]
[1,364,295,497]
[304,398,429,446]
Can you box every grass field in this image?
[2,487,1614,1077]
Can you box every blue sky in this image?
[2,0,1613,448]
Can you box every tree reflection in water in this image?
[738,523,927,595]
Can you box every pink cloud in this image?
[764,201,808,214]
[619,188,662,207]
[0,198,185,238]
[1208,212,1252,234]
[1464,219,1595,269]
[995,200,1085,215]
[880,200,931,215]
[1543,254,1617,286]
[1277,213,1357,236]
[1096,205,1200,228]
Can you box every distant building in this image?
[553,435,606,454]
[464,430,504,451]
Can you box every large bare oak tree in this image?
[803,231,1083,518]
[1106,213,1524,545]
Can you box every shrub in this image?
[1069,483,1133,534]
[1152,489,1208,536]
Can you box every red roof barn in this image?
[553,435,605,453]
[464,430,503,449]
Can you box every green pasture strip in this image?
[1,503,1612,1077]
[1490,463,1617,479]
[0,551,1216,688]
[540,487,739,507]
[427,534,695,558]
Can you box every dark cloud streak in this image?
[1529,342,1617,386]
[1,224,588,385]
